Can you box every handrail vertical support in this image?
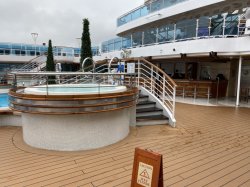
[137,59,140,87]
[46,76,48,96]
[162,76,166,103]
[151,66,153,93]
[172,85,176,120]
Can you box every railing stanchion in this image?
[163,76,165,103]
[151,66,153,93]
[137,59,140,87]
[173,85,176,120]
[46,76,48,96]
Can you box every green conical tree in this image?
[46,40,56,84]
[80,18,92,71]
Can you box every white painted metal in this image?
[236,56,242,106]
[82,57,96,72]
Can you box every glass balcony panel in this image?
[158,26,167,43]
[166,24,175,41]
[118,14,131,26]
[26,45,35,50]
[158,24,175,42]
[140,5,150,17]
[117,0,187,26]
[122,36,132,49]
[144,28,157,45]
[0,43,11,49]
[198,17,210,37]
[224,14,238,35]
[108,39,114,52]
[114,38,122,51]
[211,14,224,36]
[151,0,163,13]
[176,19,196,40]
[12,44,22,49]
[131,9,141,20]
[101,41,109,53]
[132,32,143,47]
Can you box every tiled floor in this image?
[0,103,249,186]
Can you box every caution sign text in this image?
[137,162,153,187]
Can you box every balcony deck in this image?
[0,103,249,187]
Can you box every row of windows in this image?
[0,44,100,57]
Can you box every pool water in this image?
[38,86,119,93]
[0,93,9,107]
[24,84,127,95]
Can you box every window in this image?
[30,51,35,56]
[15,50,21,55]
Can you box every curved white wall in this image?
[22,108,131,151]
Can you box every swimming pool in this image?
[0,93,8,108]
[24,84,127,95]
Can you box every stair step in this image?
[139,94,148,99]
[137,107,162,113]
[136,115,169,126]
[138,95,149,102]
[136,107,163,117]
[137,115,168,121]
[137,101,155,105]
[136,101,156,109]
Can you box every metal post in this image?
[236,56,242,106]
[222,14,226,37]
[196,19,199,39]
[137,59,140,87]
[162,76,165,102]
[173,24,176,42]
[151,66,154,93]
[156,28,159,43]
[31,33,38,56]
[142,31,144,46]
[173,85,176,119]
[208,17,212,37]
[131,34,133,48]
[46,76,48,95]
[237,15,241,36]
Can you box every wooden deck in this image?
[0,103,249,187]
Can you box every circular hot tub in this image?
[9,84,138,151]
[24,84,127,95]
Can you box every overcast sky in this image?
[0,0,142,47]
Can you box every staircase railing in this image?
[106,57,177,126]
[12,55,47,72]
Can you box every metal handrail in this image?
[12,55,47,72]
[82,57,96,72]
[97,57,177,121]
[108,57,119,73]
